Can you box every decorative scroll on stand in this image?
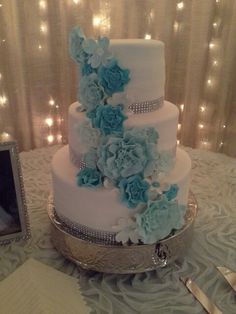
[47,193,198,274]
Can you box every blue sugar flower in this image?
[98,58,130,96]
[81,61,96,76]
[77,167,102,188]
[164,184,179,201]
[69,26,87,64]
[87,104,127,136]
[118,175,150,209]
[136,195,186,244]
[82,37,112,69]
[78,73,105,111]
[97,127,158,182]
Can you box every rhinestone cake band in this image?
[51,203,118,245]
[69,147,87,170]
[128,96,164,114]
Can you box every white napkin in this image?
[0,258,90,314]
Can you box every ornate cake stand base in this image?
[47,193,198,274]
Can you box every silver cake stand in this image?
[47,193,198,274]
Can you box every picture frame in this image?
[0,141,30,245]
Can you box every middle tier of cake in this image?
[52,145,191,233]
[68,101,179,162]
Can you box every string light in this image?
[39,0,47,10]
[73,0,80,3]
[222,124,226,128]
[200,106,206,112]
[177,2,184,10]
[209,42,215,49]
[180,104,184,112]
[40,22,48,34]
[207,78,212,86]
[49,98,55,106]
[1,132,11,141]
[57,133,62,143]
[145,34,151,40]
[219,141,223,147]
[0,4,2,8]
[47,134,54,144]
[38,44,42,50]
[0,94,7,107]
[178,123,181,131]
[93,15,102,27]
[174,21,179,32]
[198,123,204,129]
[213,22,218,28]
[45,117,53,127]
[2,39,6,43]
[0,73,2,80]
[177,140,180,145]
[213,59,218,66]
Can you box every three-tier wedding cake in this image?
[51,27,191,246]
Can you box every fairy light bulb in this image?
[222,124,226,128]
[40,22,47,34]
[57,133,62,143]
[0,94,7,107]
[178,123,181,131]
[1,132,11,141]
[180,104,184,112]
[73,0,80,3]
[45,117,53,127]
[47,134,54,143]
[174,21,179,32]
[177,139,180,145]
[177,2,184,10]
[0,4,2,8]
[207,78,212,86]
[0,73,2,80]
[213,22,218,28]
[200,106,206,112]
[198,123,204,129]
[39,0,47,9]
[209,42,215,49]
[145,34,151,40]
[49,98,55,106]
[93,15,102,27]
[213,59,218,66]
[38,44,42,50]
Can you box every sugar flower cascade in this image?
[69,27,185,245]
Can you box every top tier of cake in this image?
[102,39,165,105]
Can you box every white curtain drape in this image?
[0,0,235,156]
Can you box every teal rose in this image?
[98,58,130,96]
[78,73,105,111]
[163,184,178,201]
[77,167,102,188]
[87,104,127,136]
[136,195,185,244]
[97,127,158,182]
[69,26,87,64]
[119,175,150,209]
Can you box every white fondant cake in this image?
[51,27,192,245]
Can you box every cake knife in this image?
[180,277,222,314]
[216,266,236,292]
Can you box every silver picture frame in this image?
[0,141,30,245]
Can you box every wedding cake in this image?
[51,27,191,246]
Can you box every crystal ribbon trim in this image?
[128,96,164,114]
[69,147,87,169]
[52,206,118,245]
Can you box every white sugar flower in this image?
[112,217,140,244]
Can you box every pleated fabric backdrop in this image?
[0,0,235,156]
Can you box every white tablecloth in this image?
[0,145,236,314]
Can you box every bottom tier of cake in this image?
[52,145,191,233]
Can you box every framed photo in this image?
[0,141,30,245]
